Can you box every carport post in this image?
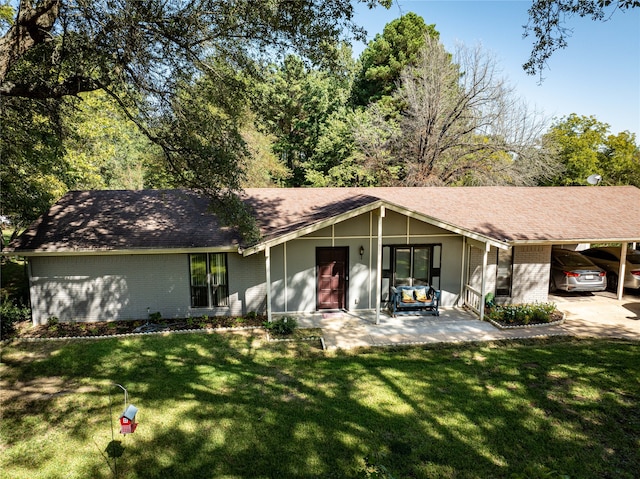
[617,243,627,301]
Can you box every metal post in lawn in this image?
[106,384,129,478]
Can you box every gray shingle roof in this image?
[7,186,640,254]
[8,189,239,253]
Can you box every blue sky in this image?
[352,1,640,137]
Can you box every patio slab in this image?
[288,290,640,350]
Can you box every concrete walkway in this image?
[293,291,640,350]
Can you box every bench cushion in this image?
[414,287,428,302]
[401,290,416,303]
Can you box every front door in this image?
[316,247,348,310]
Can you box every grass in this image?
[1,333,639,479]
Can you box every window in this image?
[383,245,441,289]
[189,253,228,307]
[496,248,513,296]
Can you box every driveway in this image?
[550,290,640,340]
[294,291,640,350]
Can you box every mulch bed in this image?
[9,316,267,340]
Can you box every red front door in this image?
[316,247,348,310]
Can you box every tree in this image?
[351,12,439,107]
[523,0,640,76]
[252,55,342,186]
[390,36,558,186]
[63,91,163,190]
[1,0,389,242]
[543,114,640,186]
[0,95,67,236]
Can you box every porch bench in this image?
[390,285,440,317]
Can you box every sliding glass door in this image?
[383,244,441,291]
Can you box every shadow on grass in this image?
[2,334,639,478]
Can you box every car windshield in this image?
[557,254,596,268]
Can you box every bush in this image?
[264,316,298,335]
[486,302,557,325]
[0,299,30,338]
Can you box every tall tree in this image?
[351,12,438,106]
[524,0,640,76]
[543,114,640,186]
[253,49,355,186]
[390,36,557,186]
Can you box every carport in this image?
[553,242,639,301]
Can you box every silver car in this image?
[550,249,607,293]
[580,246,640,291]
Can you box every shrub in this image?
[264,316,298,335]
[487,302,557,325]
[0,299,30,338]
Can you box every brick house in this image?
[5,186,640,326]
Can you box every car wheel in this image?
[607,273,618,292]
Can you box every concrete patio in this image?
[289,291,640,350]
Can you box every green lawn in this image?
[1,333,639,479]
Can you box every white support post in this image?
[479,242,490,321]
[375,206,385,325]
[617,243,627,301]
[459,237,467,307]
[265,246,272,323]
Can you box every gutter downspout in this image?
[375,206,385,325]
[479,242,490,321]
[617,243,627,301]
[265,246,272,323]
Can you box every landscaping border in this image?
[0,325,266,345]
[487,311,566,330]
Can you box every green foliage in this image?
[148,311,162,322]
[264,316,298,335]
[487,303,558,325]
[357,456,398,479]
[351,12,439,106]
[252,53,353,186]
[63,91,163,190]
[2,0,390,228]
[543,114,640,186]
[0,2,14,25]
[0,97,68,231]
[485,292,496,309]
[47,316,60,328]
[0,298,30,338]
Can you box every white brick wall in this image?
[466,244,551,305]
[512,245,552,304]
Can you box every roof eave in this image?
[508,237,640,246]
[2,246,240,257]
